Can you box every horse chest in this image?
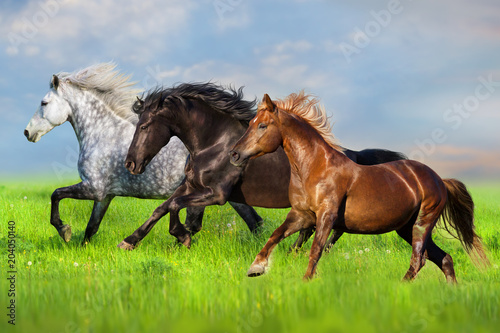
[288,176,317,211]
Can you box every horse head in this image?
[125,92,173,175]
[230,94,283,167]
[24,75,72,142]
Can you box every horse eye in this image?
[258,123,267,130]
[140,125,148,130]
[41,101,48,106]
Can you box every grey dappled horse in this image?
[24,63,262,244]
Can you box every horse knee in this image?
[151,203,170,220]
[51,189,61,202]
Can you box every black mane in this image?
[137,82,257,123]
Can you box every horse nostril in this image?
[24,129,29,139]
[229,150,239,162]
[125,160,135,171]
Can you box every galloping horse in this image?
[24,63,261,244]
[120,83,406,250]
[230,93,489,281]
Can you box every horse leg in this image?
[288,227,315,253]
[396,222,425,280]
[50,182,95,242]
[402,212,439,281]
[248,209,313,277]
[324,230,344,253]
[118,196,174,250]
[426,238,457,284]
[290,228,344,254]
[118,185,228,250]
[228,202,263,233]
[303,211,336,280]
[184,206,206,235]
[118,183,193,250]
[82,196,114,244]
[166,188,233,248]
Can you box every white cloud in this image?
[0,0,196,65]
[274,40,313,53]
[25,45,40,56]
[138,54,340,112]
[261,54,291,67]
[5,45,18,56]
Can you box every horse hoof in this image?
[302,274,314,281]
[247,264,266,277]
[177,234,192,249]
[57,225,72,242]
[117,241,135,251]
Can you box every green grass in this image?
[1,181,499,333]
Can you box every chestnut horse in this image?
[230,93,489,281]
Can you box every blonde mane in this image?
[269,91,342,151]
[58,62,141,122]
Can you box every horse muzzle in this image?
[125,159,143,175]
[24,128,40,143]
[229,150,247,167]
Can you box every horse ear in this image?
[156,93,164,109]
[262,94,275,112]
[51,75,60,90]
[133,96,145,113]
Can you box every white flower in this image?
[24,196,27,200]
[74,262,78,267]
[386,250,391,254]
[227,223,232,228]
[358,250,363,255]
[344,253,350,260]
[364,248,370,252]
[28,261,32,266]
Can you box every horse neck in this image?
[65,88,133,147]
[279,111,347,175]
[173,100,246,154]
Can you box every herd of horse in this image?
[24,63,489,282]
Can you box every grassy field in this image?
[1,180,499,333]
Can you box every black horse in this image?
[118,83,406,250]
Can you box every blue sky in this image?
[1,0,499,181]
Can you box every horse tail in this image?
[440,179,490,269]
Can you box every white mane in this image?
[58,62,141,123]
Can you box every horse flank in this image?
[58,62,141,123]
[265,91,343,151]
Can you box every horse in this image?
[23,63,262,244]
[229,92,490,282]
[119,82,406,251]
